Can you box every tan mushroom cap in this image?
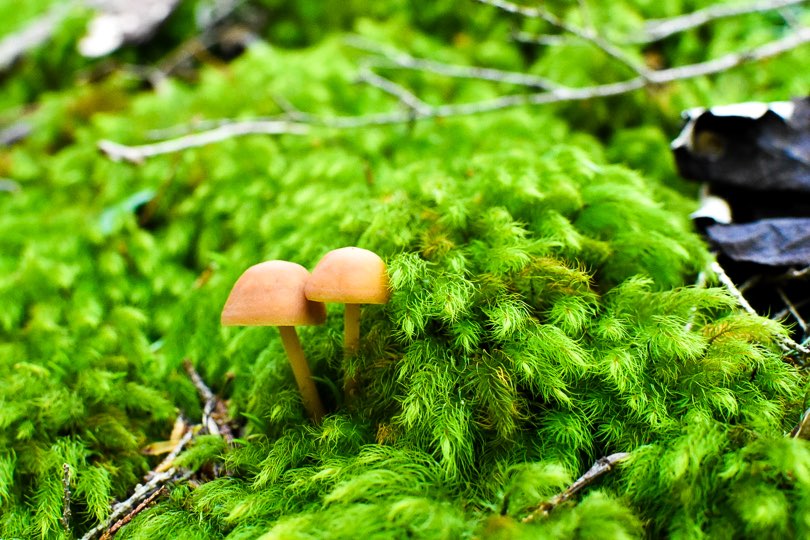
[222,260,326,326]
[305,247,390,305]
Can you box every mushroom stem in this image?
[343,303,361,399]
[278,326,325,422]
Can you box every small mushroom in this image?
[305,247,389,399]
[222,260,326,422]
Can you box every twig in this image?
[98,121,309,163]
[773,298,810,322]
[790,407,810,439]
[636,0,808,43]
[348,37,564,90]
[510,31,568,46]
[98,486,167,540]
[357,66,431,115]
[80,465,189,540]
[522,452,630,523]
[182,359,234,444]
[777,287,807,333]
[476,0,652,78]
[0,3,75,71]
[711,261,810,358]
[98,26,810,161]
[0,179,21,193]
[684,270,708,332]
[61,463,72,533]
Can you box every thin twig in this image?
[777,287,808,333]
[0,2,75,71]
[348,37,564,90]
[99,26,810,161]
[522,452,630,523]
[636,0,808,43]
[357,66,431,115]
[80,465,189,540]
[790,407,810,439]
[98,486,167,540]
[684,270,708,332]
[98,121,309,163]
[712,261,810,358]
[476,0,652,78]
[183,359,234,444]
[510,31,568,46]
[773,298,810,322]
[61,463,72,533]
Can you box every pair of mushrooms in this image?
[221,247,389,422]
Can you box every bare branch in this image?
[712,261,810,358]
[522,452,630,523]
[347,37,564,90]
[99,27,810,161]
[0,3,74,71]
[98,487,167,540]
[637,0,809,43]
[476,0,652,78]
[777,287,808,333]
[183,359,235,445]
[98,120,309,163]
[61,463,72,533]
[357,66,432,115]
[790,407,810,439]
[511,31,568,46]
[80,461,192,540]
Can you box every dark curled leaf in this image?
[706,219,810,266]
[672,97,810,192]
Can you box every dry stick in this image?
[182,358,235,444]
[790,407,810,439]
[475,0,652,78]
[636,0,808,43]
[0,2,75,71]
[97,27,810,163]
[684,270,708,332]
[522,452,630,523]
[61,463,72,533]
[357,66,432,115]
[777,287,808,334]
[711,261,810,358]
[98,121,309,163]
[347,37,564,90]
[98,487,167,540]
[80,430,194,540]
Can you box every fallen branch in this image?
[98,486,167,540]
[637,0,808,43]
[61,463,72,533]
[476,0,652,78]
[0,3,75,71]
[522,452,630,523]
[97,11,810,162]
[182,358,235,444]
[98,121,309,164]
[711,261,810,359]
[81,428,193,540]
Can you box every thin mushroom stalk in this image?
[278,326,325,421]
[221,260,327,422]
[342,303,362,397]
[306,247,390,402]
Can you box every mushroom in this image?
[304,247,389,399]
[222,260,326,422]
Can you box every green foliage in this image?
[1,1,809,539]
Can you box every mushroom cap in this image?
[222,260,326,326]
[305,247,390,305]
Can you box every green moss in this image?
[1,1,809,538]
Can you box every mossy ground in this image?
[2,2,810,539]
